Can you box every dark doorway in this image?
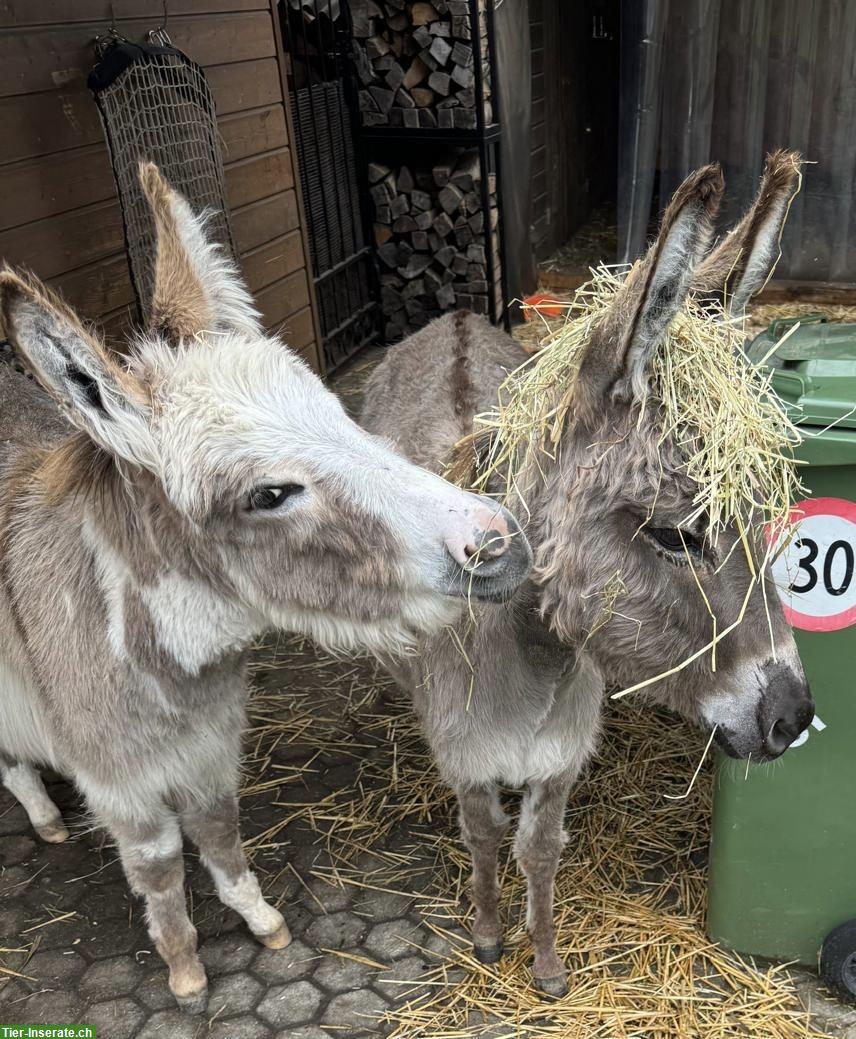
[530,0,620,273]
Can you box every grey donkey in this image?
[362,152,815,996]
[0,163,531,1011]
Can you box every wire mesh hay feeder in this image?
[89,27,235,326]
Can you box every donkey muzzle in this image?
[442,500,532,603]
[758,660,815,759]
[713,658,815,762]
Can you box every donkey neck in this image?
[42,437,260,678]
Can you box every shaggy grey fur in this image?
[362,157,813,995]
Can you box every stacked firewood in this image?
[370,149,500,338]
[351,0,492,129]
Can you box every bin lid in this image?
[747,314,856,428]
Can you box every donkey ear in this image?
[139,162,261,343]
[691,149,801,315]
[0,268,158,471]
[578,163,724,406]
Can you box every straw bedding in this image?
[244,636,830,1038]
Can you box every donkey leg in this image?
[514,775,574,998]
[109,811,208,1013]
[456,783,509,963]
[181,795,290,950]
[1,759,68,843]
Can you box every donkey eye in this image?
[645,525,702,556]
[247,484,304,511]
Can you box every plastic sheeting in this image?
[617,0,856,283]
[495,0,537,306]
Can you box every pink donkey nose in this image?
[445,502,511,567]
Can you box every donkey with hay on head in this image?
[362,152,814,996]
[0,162,532,1012]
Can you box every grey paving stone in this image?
[423,927,467,961]
[0,866,31,897]
[208,970,264,1016]
[199,932,258,973]
[354,851,389,875]
[196,903,246,940]
[79,882,134,922]
[324,762,361,788]
[0,801,30,836]
[314,951,379,993]
[354,888,414,922]
[0,904,27,937]
[0,979,29,1012]
[77,918,145,959]
[257,979,324,1028]
[323,989,388,1032]
[207,1014,272,1039]
[307,877,353,913]
[364,919,425,962]
[275,1028,332,1039]
[305,910,369,951]
[134,969,175,1011]
[21,988,81,1023]
[288,841,326,875]
[19,916,85,954]
[280,902,315,939]
[24,948,87,986]
[373,955,430,1002]
[0,835,36,866]
[253,938,320,985]
[79,954,145,1000]
[85,997,146,1039]
[794,969,856,1035]
[136,1007,204,1039]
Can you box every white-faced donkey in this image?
[0,163,531,1011]
[362,152,815,996]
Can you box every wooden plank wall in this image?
[529,0,548,260]
[0,0,323,372]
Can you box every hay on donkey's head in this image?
[450,264,804,544]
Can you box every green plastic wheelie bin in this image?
[708,315,856,1002]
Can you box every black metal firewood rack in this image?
[351,0,510,337]
[279,0,383,372]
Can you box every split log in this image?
[411,1,438,25]
[353,0,492,128]
[369,148,500,334]
[402,55,429,89]
[411,86,436,107]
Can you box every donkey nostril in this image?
[481,527,508,558]
[766,716,802,756]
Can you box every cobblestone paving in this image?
[0,646,466,1038]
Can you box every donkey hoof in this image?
[175,987,208,1015]
[534,973,569,999]
[257,922,292,950]
[35,817,69,843]
[473,939,503,964]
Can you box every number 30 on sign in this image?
[771,497,856,632]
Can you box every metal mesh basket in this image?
[89,29,234,326]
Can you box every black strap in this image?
[88,40,186,93]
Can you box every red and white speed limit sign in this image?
[771,497,856,632]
